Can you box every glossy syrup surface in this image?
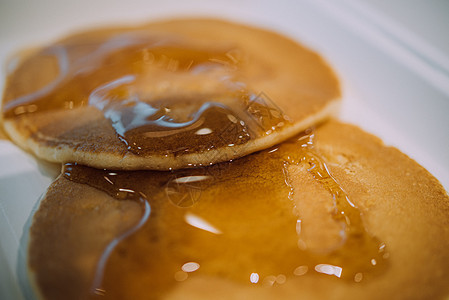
[2,29,289,155]
[62,130,388,299]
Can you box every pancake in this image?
[0,123,7,139]
[1,18,340,170]
[27,120,449,300]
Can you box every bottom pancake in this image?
[27,120,449,300]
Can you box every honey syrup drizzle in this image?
[282,129,388,281]
[58,130,387,299]
[2,32,290,156]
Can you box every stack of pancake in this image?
[1,19,448,300]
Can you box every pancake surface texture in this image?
[28,121,449,300]
[1,18,340,170]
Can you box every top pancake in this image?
[1,18,340,170]
[27,121,449,300]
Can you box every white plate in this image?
[1,0,448,299]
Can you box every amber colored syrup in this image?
[2,32,289,156]
[283,130,388,281]
[61,130,387,299]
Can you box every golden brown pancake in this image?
[27,121,449,300]
[1,18,340,170]
[0,124,7,139]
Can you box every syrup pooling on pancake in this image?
[3,34,239,114]
[89,75,286,157]
[1,19,340,170]
[285,131,387,278]
[3,31,289,157]
[54,132,387,299]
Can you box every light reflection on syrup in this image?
[60,129,388,299]
[250,272,260,284]
[181,262,200,273]
[184,212,223,234]
[314,264,343,278]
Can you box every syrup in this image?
[2,31,289,157]
[60,130,387,299]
